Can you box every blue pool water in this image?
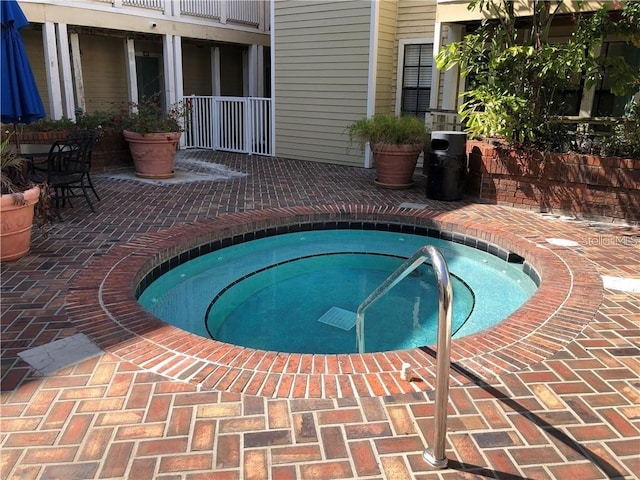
[139,230,537,354]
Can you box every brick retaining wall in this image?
[465,139,640,222]
[6,129,132,172]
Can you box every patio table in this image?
[18,143,53,174]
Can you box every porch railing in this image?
[183,96,274,157]
[109,0,263,27]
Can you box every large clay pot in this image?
[0,185,40,261]
[372,143,422,189]
[123,130,181,179]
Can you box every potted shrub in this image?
[122,95,183,179]
[0,135,51,261]
[348,114,429,188]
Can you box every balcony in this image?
[91,0,268,30]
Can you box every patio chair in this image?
[66,129,101,200]
[30,138,95,221]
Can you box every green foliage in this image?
[347,114,429,150]
[437,0,640,149]
[20,117,75,132]
[122,95,184,135]
[1,133,54,231]
[75,109,124,130]
[599,100,640,158]
[0,134,29,194]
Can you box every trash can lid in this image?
[430,131,467,154]
[431,130,467,136]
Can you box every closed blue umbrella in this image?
[1,0,45,124]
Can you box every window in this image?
[593,41,640,117]
[401,44,433,117]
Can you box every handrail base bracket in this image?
[423,448,448,469]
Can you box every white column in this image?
[442,24,463,112]
[172,35,185,147]
[55,23,75,120]
[579,44,601,117]
[173,36,183,104]
[162,34,176,107]
[220,0,227,24]
[269,0,275,155]
[69,32,85,113]
[247,45,258,97]
[124,38,138,108]
[42,22,63,119]
[211,46,221,96]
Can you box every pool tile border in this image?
[67,205,602,398]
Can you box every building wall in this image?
[21,26,49,118]
[393,0,437,113]
[375,0,397,115]
[15,0,269,122]
[274,0,372,166]
[183,47,213,97]
[79,34,129,112]
[436,0,608,23]
[19,1,270,46]
[397,1,437,39]
[220,46,245,97]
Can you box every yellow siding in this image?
[392,1,437,112]
[79,34,129,112]
[436,0,608,23]
[397,0,437,40]
[274,0,372,166]
[375,0,397,115]
[182,47,213,96]
[22,26,49,118]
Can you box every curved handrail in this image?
[354,244,452,468]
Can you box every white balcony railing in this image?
[123,0,164,10]
[184,96,273,156]
[98,0,264,29]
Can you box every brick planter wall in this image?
[465,139,640,222]
[5,129,132,172]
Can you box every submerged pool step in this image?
[317,306,357,330]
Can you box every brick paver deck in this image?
[1,150,638,479]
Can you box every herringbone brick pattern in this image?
[1,151,639,479]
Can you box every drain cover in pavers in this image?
[317,307,357,330]
[399,202,429,209]
[18,333,102,375]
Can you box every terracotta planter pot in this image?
[123,130,181,179]
[372,143,422,189]
[0,185,40,261]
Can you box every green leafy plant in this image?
[598,100,640,157]
[19,117,75,132]
[437,0,640,150]
[347,114,429,151]
[1,133,54,232]
[75,109,123,130]
[123,95,185,135]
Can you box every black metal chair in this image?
[30,138,95,220]
[66,129,101,200]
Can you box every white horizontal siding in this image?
[275,0,372,167]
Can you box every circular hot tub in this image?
[68,205,602,398]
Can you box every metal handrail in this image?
[354,244,453,469]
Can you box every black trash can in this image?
[425,131,467,201]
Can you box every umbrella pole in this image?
[12,123,21,149]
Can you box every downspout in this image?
[270,0,276,157]
[365,0,380,169]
